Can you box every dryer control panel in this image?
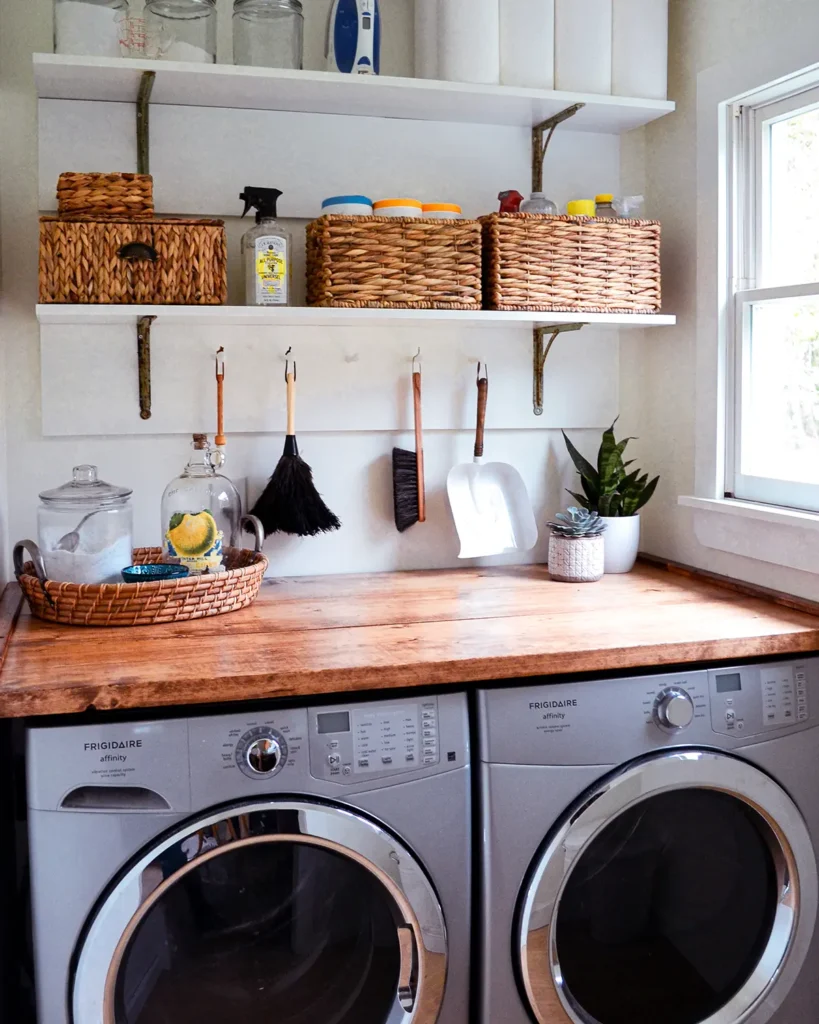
[709,661,810,737]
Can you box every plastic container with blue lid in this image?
[321,195,374,216]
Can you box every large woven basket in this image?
[481,213,662,313]
[57,172,154,220]
[17,547,267,627]
[306,215,482,309]
[39,216,228,305]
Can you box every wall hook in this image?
[532,323,585,416]
[137,315,157,420]
[531,103,585,194]
[284,346,296,381]
[412,347,421,372]
[477,361,488,383]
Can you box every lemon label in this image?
[254,235,287,305]
[164,510,224,572]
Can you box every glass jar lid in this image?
[39,465,132,508]
[234,0,303,10]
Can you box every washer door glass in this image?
[72,802,447,1024]
[115,840,401,1023]
[517,751,818,1024]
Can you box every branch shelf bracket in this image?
[137,71,156,176]
[533,323,585,416]
[532,103,585,194]
[137,315,156,420]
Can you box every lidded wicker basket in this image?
[306,215,482,309]
[57,172,154,220]
[481,213,662,313]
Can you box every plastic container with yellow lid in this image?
[567,200,596,218]
[422,203,463,220]
[595,194,618,219]
[373,198,423,218]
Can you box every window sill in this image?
[678,496,819,575]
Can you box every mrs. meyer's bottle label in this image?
[255,236,288,305]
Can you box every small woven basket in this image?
[17,547,268,627]
[39,216,227,305]
[481,213,662,313]
[57,172,154,220]
[306,215,482,309]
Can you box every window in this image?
[730,76,819,512]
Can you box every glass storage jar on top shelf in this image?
[144,0,216,62]
[233,0,304,69]
[54,0,128,57]
[38,465,133,585]
[161,434,242,574]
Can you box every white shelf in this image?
[33,54,675,133]
[36,305,677,329]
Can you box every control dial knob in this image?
[653,688,695,731]
[236,727,288,779]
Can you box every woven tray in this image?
[57,172,154,220]
[39,216,227,305]
[481,213,662,313]
[16,547,268,627]
[306,215,482,309]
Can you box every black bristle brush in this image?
[393,352,425,532]
[251,355,341,537]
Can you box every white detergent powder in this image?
[43,533,132,585]
[162,39,212,62]
[55,1,123,57]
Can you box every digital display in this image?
[317,711,351,735]
[716,673,742,693]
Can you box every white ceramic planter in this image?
[548,534,605,583]
[600,515,640,573]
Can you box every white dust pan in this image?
[447,366,538,559]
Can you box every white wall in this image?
[0,0,620,580]
[620,0,819,601]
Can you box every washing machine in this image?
[27,691,471,1024]
[479,658,819,1024]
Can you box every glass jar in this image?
[161,434,242,574]
[54,0,128,57]
[520,192,558,215]
[38,465,133,584]
[144,0,216,63]
[233,0,303,69]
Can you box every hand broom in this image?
[393,353,426,532]
[251,356,341,537]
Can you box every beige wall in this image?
[621,0,819,601]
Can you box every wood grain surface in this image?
[1,563,818,719]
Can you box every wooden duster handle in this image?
[474,374,488,458]
[286,371,296,436]
[413,370,426,523]
[215,370,225,448]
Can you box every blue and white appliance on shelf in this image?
[327,0,381,75]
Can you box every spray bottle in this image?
[240,187,291,306]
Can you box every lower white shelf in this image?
[35,305,677,329]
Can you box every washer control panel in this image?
[709,661,811,737]
[235,727,288,779]
[642,676,709,731]
[309,698,439,783]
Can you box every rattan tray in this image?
[14,545,268,627]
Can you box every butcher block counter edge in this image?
[1,558,818,719]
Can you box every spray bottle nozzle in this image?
[240,187,284,222]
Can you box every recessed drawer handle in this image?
[119,242,158,262]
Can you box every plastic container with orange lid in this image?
[373,198,423,218]
[422,203,463,220]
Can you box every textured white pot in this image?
[600,515,640,573]
[548,534,604,583]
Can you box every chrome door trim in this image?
[518,749,818,1024]
[72,799,447,1024]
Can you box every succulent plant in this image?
[547,506,607,538]
[563,420,659,517]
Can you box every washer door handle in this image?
[397,923,417,1012]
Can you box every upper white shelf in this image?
[36,305,676,329]
[33,54,675,133]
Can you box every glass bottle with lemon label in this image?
[161,434,242,573]
[240,186,291,306]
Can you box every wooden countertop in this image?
[1,562,818,719]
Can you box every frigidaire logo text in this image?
[84,739,142,763]
[529,700,577,709]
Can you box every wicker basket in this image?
[57,172,154,220]
[306,215,482,309]
[481,213,662,313]
[39,216,228,305]
[17,547,268,627]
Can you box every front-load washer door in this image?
[72,799,446,1024]
[517,749,818,1024]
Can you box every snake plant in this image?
[563,420,659,517]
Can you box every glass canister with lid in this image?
[233,0,304,69]
[144,0,217,62]
[38,465,133,584]
[54,0,128,57]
